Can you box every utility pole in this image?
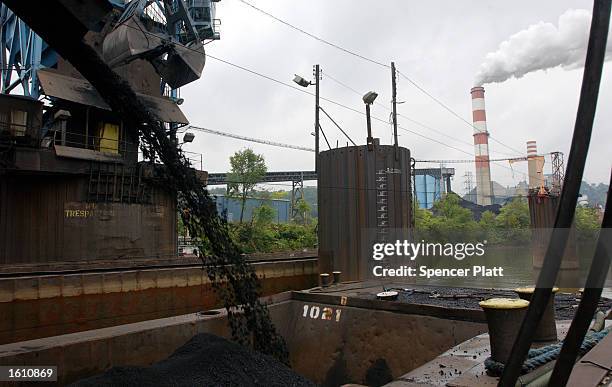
[314,64,320,172]
[314,64,320,254]
[365,103,373,150]
[391,62,398,159]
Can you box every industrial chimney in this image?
[526,140,545,191]
[470,86,494,205]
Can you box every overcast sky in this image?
[178,0,611,192]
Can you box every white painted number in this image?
[301,304,342,322]
[309,306,320,319]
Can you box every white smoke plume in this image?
[475,9,612,86]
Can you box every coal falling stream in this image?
[22,24,290,362]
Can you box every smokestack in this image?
[471,86,493,206]
[526,140,545,190]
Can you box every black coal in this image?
[71,333,315,387]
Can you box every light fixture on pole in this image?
[182,132,195,143]
[362,91,378,150]
[293,75,313,88]
[292,65,320,173]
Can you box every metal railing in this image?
[182,150,203,170]
[51,130,137,157]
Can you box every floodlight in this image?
[362,91,378,105]
[293,74,311,88]
[183,132,195,143]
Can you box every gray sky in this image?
[179,0,611,191]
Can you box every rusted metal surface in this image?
[0,290,485,386]
[318,142,412,281]
[0,249,317,275]
[0,174,177,265]
[102,14,206,89]
[271,295,485,386]
[528,192,579,270]
[37,69,188,124]
[292,289,485,323]
[0,258,318,344]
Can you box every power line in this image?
[116,18,518,164]
[396,70,524,156]
[98,20,529,177]
[236,0,390,69]
[234,0,524,156]
[205,56,529,176]
[318,106,356,146]
[324,70,518,157]
[416,152,556,164]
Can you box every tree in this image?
[253,204,276,226]
[495,197,530,229]
[227,149,267,223]
[575,205,601,242]
[494,197,530,242]
[270,190,289,200]
[295,199,311,225]
[426,193,478,241]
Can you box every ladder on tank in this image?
[376,169,389,242]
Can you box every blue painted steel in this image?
[0,5,54,98]
[415,174,442,209]
[214,195,290,224]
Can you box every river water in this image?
[413,245,612,294]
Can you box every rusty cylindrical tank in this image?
[318,140,412,281]
[528,192,580,287]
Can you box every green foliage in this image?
[417,193,478,242]
[270,190,289,200]
[253,204,276,226]
[492,197,530,243]
[575,205,601,242]
[414,205,434,229]
[495,197,530,228]
[177,212,186,237]
[230,222,317,254]
[416,194,531,244]
[579,181,609,207]
[295,199,311,225]
[227,148,267,223]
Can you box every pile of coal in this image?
[71,333,315,387]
